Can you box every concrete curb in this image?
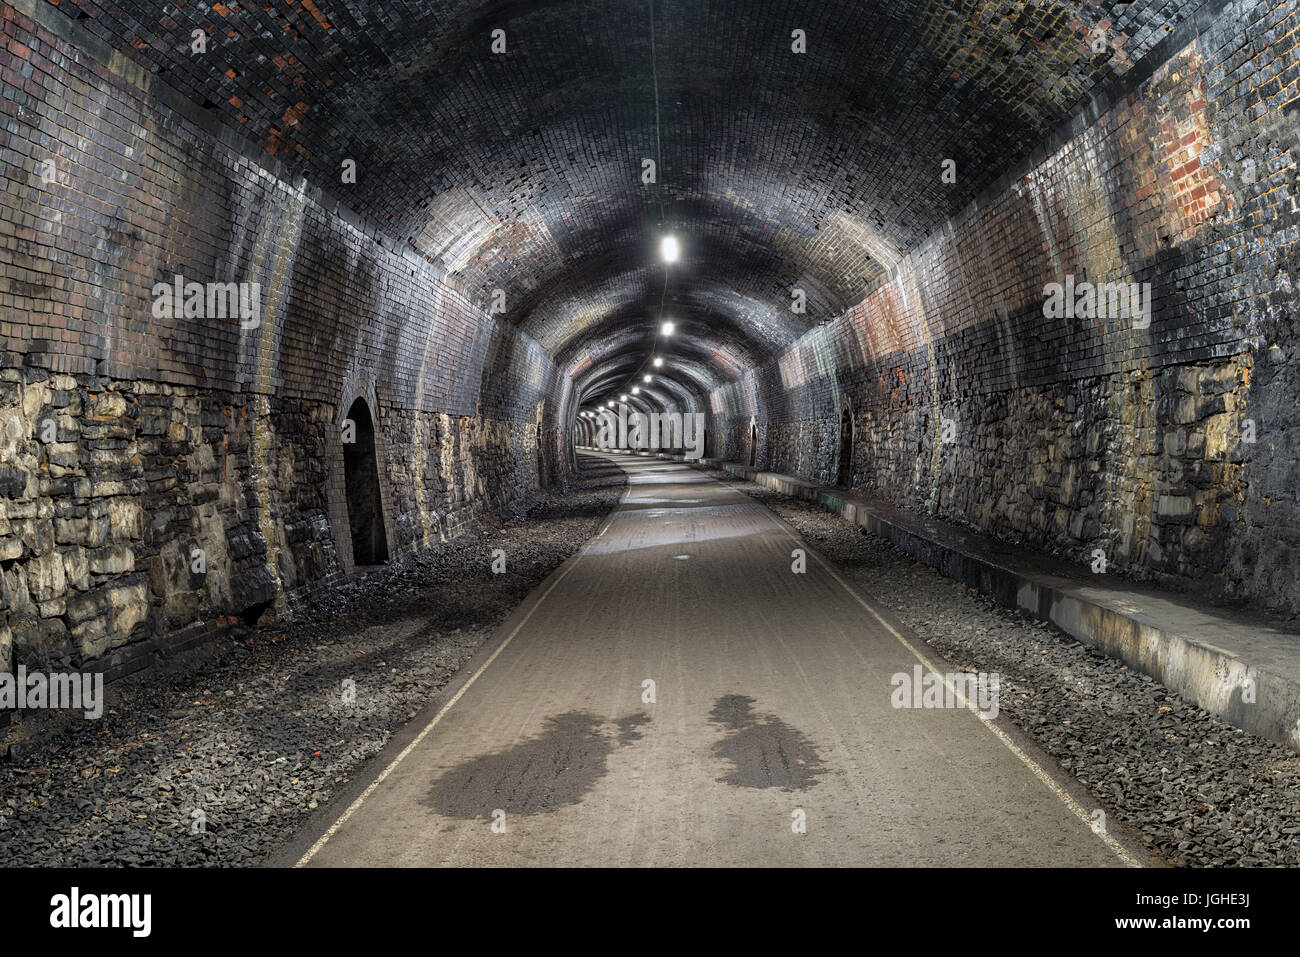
[617,449,1300,754]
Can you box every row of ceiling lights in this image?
[581,234,680,418]
[587,18,676,427]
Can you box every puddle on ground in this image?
[425,711,651,818]
[708,694,825,791]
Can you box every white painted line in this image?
[799,541,1143,868]
[295,482,624,867]
[711,461,1142,866]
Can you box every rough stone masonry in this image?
[0,0,570,680]
[711,0,1300,619]
[1,0,1298,686]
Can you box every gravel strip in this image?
[704,467,1300,867]
[0,458,626,867]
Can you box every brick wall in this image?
[0,1,566,673]
[714,0,1300,615]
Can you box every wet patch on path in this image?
[425,710,651,819]
[708,694,824,791]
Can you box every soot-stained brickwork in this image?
[713,0,1300,616]
[1,0,1294,676]
[0,1,565,674]
[25,0,1213,415]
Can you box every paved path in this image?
[286,453,1147,867]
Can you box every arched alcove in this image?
[343,396,389,566]
[836,405,854,488]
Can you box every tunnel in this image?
[1,0,1299,898]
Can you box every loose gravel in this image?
[7,454,1295,868]
[704,467,1300,867]
[0,457,626,867]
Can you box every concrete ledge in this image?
[646,452,1300,753]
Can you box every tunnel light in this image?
[660,235,679,263]
[653,357,663,367]
[643,375,651,383]
[620,393,628,401]
[632,387,640,395]
[661,321,674,336]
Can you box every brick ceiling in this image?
[52,0,1209,406]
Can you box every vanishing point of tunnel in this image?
[1,0,1299,894]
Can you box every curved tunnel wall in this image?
[4,0,1300,676]
[712,0,1300,615]
[0,1,568,672]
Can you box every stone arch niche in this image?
[326,375,398,575]
[343,396,389,566]
[536,421,547,486]
[749,418,758,467]
[836,400,854,488]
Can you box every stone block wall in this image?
[0,1,566,673]
[712,0,1300,615]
